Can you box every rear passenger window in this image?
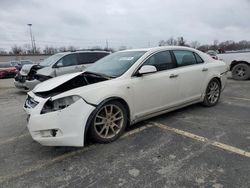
[78,52,108,65]
[173,50,200,67]
[144,51,175,71]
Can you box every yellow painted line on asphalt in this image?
[0,124,153,184]
[0,133,30,146]
[150,121,250,159]
[121,124,154,138]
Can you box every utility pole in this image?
[27,24,36,54]
[106,39,109,50]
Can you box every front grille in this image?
[24,95,39,108]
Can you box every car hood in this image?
[33,72,83,93]
[19,64,35,76]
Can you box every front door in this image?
[130,50,180,119]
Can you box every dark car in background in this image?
[0,63,17,79]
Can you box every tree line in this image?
[1,38,250,55]
[0,45,115,55]
[159,37,250,53]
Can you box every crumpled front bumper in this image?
[24,93,96,147]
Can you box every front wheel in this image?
[90,101,127,143]
[202,78,221,107]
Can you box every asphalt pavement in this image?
[0,78,249,188]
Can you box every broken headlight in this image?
[41,95,81,114]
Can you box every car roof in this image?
[122,46,199,53]
[57,51,111,55]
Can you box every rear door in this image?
[172,50,207,103]
[54,53,79,76]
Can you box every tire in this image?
[90,101,127,144]
[232,63,250,80]
[202,78,221,107]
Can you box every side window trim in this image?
[172,50,203,67]
[193,52,204,64]
[53,56,65,68]
[132,50,176,76]
[55,54,78,68]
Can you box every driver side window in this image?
[57,54,78,67]
[144,51,175,71]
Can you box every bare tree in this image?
[0,48,7,55]
[43,46,58,54]
[59,46,67,52]
[190,41,200,49]
[167,37,178,46]
[158,40,167,46]
[177,37,186,46]
[11,45,23,55]
[67,46,77,51]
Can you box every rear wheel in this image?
[202,78,221,107]
[232,63,250,80]
[90,101,127,143]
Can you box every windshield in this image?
[86,51,146,77]
[39,53,65,67]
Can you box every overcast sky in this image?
[1,0,250,51]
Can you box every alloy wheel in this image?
[94,104,124,139]
[207,81,220,104]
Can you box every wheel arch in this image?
[230,61,250,71]
[84,96,131,141]
[202,75,222,100]
[212,77,222,88]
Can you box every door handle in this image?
[169,74,178,78]
[202,68,208,72]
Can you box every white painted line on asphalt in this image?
[0,133,30,146]
[150,121,250,159]
[0,124,153,184]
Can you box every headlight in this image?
[41,95,81,114]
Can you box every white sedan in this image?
[24,46,227,147]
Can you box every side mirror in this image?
[138,65,157,75]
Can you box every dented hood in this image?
[33,72,83,93]
[19,64,36,76]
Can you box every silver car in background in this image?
[14,51,110,90]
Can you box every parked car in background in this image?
[10,60,34,71]
[206,50,218,60]
[217,51,250,80]
[24,46,227,147]
[0,63,17,79]
[14,51,110,90]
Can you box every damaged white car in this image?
[14,51,110,90]
[24,46,227,147]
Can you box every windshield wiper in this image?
[84,71,116,79]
